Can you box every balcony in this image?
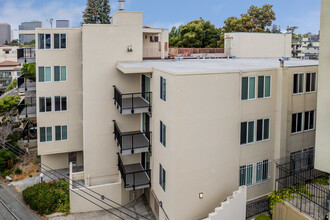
[113,120,151,155]
[18,75,36,93]
[17,48,36,64]
[117,153,151,191]
[113,86,151,114]
[18,97,36,119]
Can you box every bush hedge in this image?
[22,179,70,215]
[0,149,16,176]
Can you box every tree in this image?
[246,4,276,31]
[21,63,36,77]
[82,0,111,24]
[169,19,220,48]
[9,39,20,46]
[4,40,9,45]
[0,95,21,147]
[271,24,281,33]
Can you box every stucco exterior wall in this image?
[273,202,312,220]
[315,0,330,173]
[225,33,292,58]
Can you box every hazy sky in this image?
[0,0,321,39]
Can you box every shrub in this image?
[311,174,329,186]
[255,214,272,220]
[0,149,16,175]
[5,79,18,92]
[14,167,22,175]
[22,179,70,215]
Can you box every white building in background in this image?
[292,36,320,60]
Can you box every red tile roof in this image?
[0,61,19,67]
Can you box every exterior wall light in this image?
[199,192,203,199]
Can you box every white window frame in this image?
[55,125,68,141]
[39,96,52,113]
[53,33,67,50]
[304,110,315,131]
[256,118,270,142]
[292,112,303,134]
[54,96,68,112]
[242,76,256,101]
[258,75,272,99]
[39,126,52,143]
[293,73,304,94]
[255,160,270,184]
[38,33,52,50]
[239,164,254,187]
[38,66,52,83]
[240,120,255,145]
[305,72,317,93]
[54,66,67,82]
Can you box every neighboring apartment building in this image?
[315,0,330,174]
[33,10,319,220]
[292,37,319,60]
[19,21,43,44]
[0,60,21,95]
[0,23,11,44]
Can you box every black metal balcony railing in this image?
[117,153,151,191]
[18,97,36,119]
[275,152,330,220]
[113,120,151,155]
[17,48,36,63]
[18,75,36,92]
[113,86,152,114]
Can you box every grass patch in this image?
[22,179,70,215]
[255,213,272,220]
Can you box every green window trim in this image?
[160,121,166,147]
[159,164,166,191]
[160,76,166,101]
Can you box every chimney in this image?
[119,0,125,11]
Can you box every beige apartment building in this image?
[315,0,330,174]
[34,10,319,220]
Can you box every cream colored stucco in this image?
[225,33,292,58]
[315,0,330,173]
[34,10,319,220]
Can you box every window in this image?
[54,34,66,49]
[160,121,166,147]
[38,34,51,49]
[160,76,166,101]
[240,121,254,145]
[256,160,269,183]
[293,73,304,94]
[257,118,270,141]
[54,96,67,111]
[292,112,303,133]
[154,36,159,42]
[304,110,315,131]
[55,125,68,141]
[258,76,271,98]
[54,66,67,81]
[239,164,253,186]
[40,127,52,142]
[241,77,255,100]
[290,148,314,171]
[150,36,154,42]
[159,164,166,191]
[39,97,52,112]
[306,73,316,92]
[38,67,51,82]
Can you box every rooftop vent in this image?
[119,0,125,11]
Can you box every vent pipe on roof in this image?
[119,0,125,11]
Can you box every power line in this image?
[1,143,150,220]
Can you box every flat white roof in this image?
[117,58,318,74]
